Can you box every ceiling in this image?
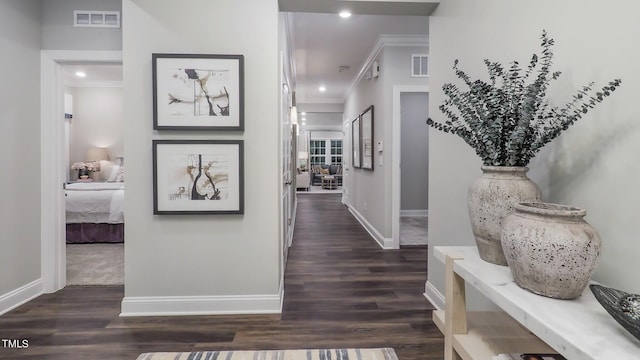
[283,1,434,130]
[62,63,122,87]
[287,12,428,105]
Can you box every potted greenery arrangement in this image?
[427,30,621,265]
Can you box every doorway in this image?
[62,63,124,286]
[399,92,429,246]
[392,86,429,248]
[41,50,123,293]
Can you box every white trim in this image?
[41,50,123,294]
[289,200,297,248]
[0,279,43,316]
[345,34,428,101]
[401,209,428,217]
[392,86,429,254]
[120,293,283,317]
[347,204,394,249]
[424,280,445,310]
[41,51,66,293]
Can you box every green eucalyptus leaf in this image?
[428,30,621,166]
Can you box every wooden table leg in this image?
[445,254,467,360]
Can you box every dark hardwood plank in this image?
[0,194,442,359]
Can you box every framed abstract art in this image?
[360,105,374,170]
[152,53,244,130]
[153,140,244,214]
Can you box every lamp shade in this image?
[86,147,110,162]
[298,151,308,159]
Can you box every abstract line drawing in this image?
[153,54,244,130]
[167,68,230,117]
[153,140,244,214]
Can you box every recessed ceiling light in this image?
[301,112,306,115]
[319,86,326,92]
[339,10,352,18]
[75,71,86,78]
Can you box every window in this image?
[309,139,342,165]
[330,140,343,165]
[309,140,325,166]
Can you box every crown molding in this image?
[344,34,429,100]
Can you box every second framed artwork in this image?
[352,116,361,168]
[360,105,374,170]
[153,53,244,130]
[153,140,244,214]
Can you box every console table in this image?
[434,246,640,360]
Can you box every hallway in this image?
[284,194,441,358]
[0,194,442,359]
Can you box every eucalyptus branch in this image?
[426,30,622,166]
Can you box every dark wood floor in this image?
[0,194,442,359]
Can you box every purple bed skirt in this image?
[66,223,124,243]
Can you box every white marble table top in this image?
[435,246,640,359]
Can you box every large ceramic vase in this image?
[468,166,542,265]
[501,202,601,299]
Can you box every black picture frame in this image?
[152,53,244,131]
[352,116,361,168]
[360,105,374,170]
[153,140,244,214]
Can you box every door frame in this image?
[40,50,123,293]
[391,85,429,248]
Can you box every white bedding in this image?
[65,182,125,223]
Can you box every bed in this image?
[65,182,125,243]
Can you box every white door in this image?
[279,61,294,276]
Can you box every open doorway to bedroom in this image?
[62,63,124,286]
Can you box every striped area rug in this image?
[136,348,398,360]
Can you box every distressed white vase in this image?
[501,202,601,299]
[468,166,542,265]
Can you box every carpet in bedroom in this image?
[66,243,124,285]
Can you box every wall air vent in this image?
[74,10,121,28]
[411,54,428,77]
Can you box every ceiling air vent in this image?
[74,10,121,28]
[411,54,428,77]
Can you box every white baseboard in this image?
[120,292,283,317]
[424,280,444,310]
[0,279,43,316]
[401,209,428,217]
[289,200,298,248]
[347,204,394,249]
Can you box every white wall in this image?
[310,131,342,140]
[0,0,42,308]
[344,48,387,236]
[428,0,640,305]
[68,86,124,180]
[42,0,122,51]
[121,0,281,315]
[345,45,428,239]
